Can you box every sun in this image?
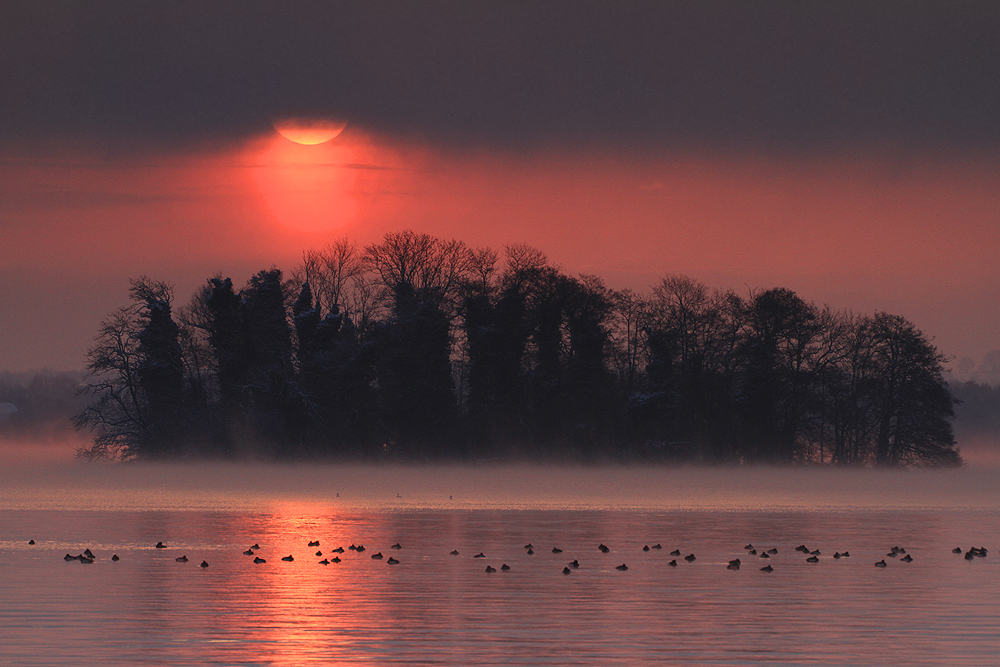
[272,117,348,145]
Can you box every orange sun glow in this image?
[272,117,349,145]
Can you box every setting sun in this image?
[272,117,349,145]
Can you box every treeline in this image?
[0,370,86,436]
[75,231,960,466]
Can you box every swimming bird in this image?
[841,551,851,557]
[243,549,255,556]
[569,560,580,568]
[372,552,384,559]
[643,545,650,552]
[748,549,757,555]
[281,555,294,562]
[524,543,533,549]
[450,550,460,555]
[252,544,261,550]
[795,545,809,553]
[727,559,741,570]
[668,560,678,567]
[563,566,572,574]
[111,554,120,561]
[599,544,610,553]
[552,547,563,553]
[887,551,898,558]
[760,565,773,572]
[176,555,188,562]
[500,563,510,571]
[810,549,821,556]
[744,544,753,550]
[527,548,534,555]
[200,561,209,568]
[332,547,345,553]
[953,547,963,553]
[684,554,696,562]
[349,544,357,550]
[760,552,770,559]
[331,556,341,563]
[64,553,77,561]
[965,551,975,560]
[901,554,913,562]
[84,549,95,559]
[319,559,329,565]
[474,553,486,558]
[485,565,496,573]
[356,545,366,553]
[767,548,778,554]
[806,556,819,563]
[315,551,323,556]
[834,552,842,559]
[79,556,94,564]
[670,549,681,556]
[155,542,167,549]
[254,557,266,564]
[308,541,320,547]
[616,564,628,571]
[391,543,402,550]
[28,540,35,545]
[875,560,887,567]
[387,557,399,565]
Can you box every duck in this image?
[473,552,486,558]
[500,563,510,571]
[332,547,345,553]
[616,564,629,571]
[485,565,496,573]
[569,560,580,568]
[371,552,384,560]
[598,544,610,553]
[331,557,341,563]
[841,551,851,557]
[552,547,563,554]
[387,557,399,565]
[176,555,188,562]
[760,564,774,572]
[767,548,778,554]
[391,543,402,550]
[111,554,120,562]
[79,556,94,564]
[875,560,887,567]
[748,549,757,555]
[652,544,663,550]
[526,548,534,555]
[643,545,650,552]
[524,543,533,549]
[355,545,366,553]
[84,549,95,559]
[200,561,209,568]
[670,549,681,556]
[64,553,78,561]
[834,552,842,559]
[319,559,330,565]
[450,550,460,556]
[795,545,809,553]
[155,542,167,549]
[727,560,741,571]
[243,549,255,556]
[251,544,261,550]
[806,555,819,563]
[281,555,294,562]
[254,556,266,564]
[809,549,821,556]
[744,544,754,550]
[901,554,913,562]
[308,541,320,547]
[315,551,323,556]
[760,552,770,559]
[684,554,696,562]
[668,560,678,567]
[563,566,572,574]
[953,547,963,554]
[28,540,35,545]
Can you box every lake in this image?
[1,462,998,666]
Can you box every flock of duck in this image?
[42,537,990,573]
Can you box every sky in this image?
[2,1,999,375]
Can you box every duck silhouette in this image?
[176,555,188,562]
[200,561,209,568]
[485,565,496,573]
[684,554,696,562]
[616,563,628,571]
[563,566,572,574]
[319,559,330,565]
[281,555,294,562]
[387,557,399,564]
[500,563,510,571]
[760,564,773,572]
[254,556,266,564]
[155,542,167,549]
[875,560,887,568]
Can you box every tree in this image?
[75,278,184,460]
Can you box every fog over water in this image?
[2,454,999,514]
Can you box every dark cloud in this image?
[4,1,1000,151]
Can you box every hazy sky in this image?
[2,2,999,372]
